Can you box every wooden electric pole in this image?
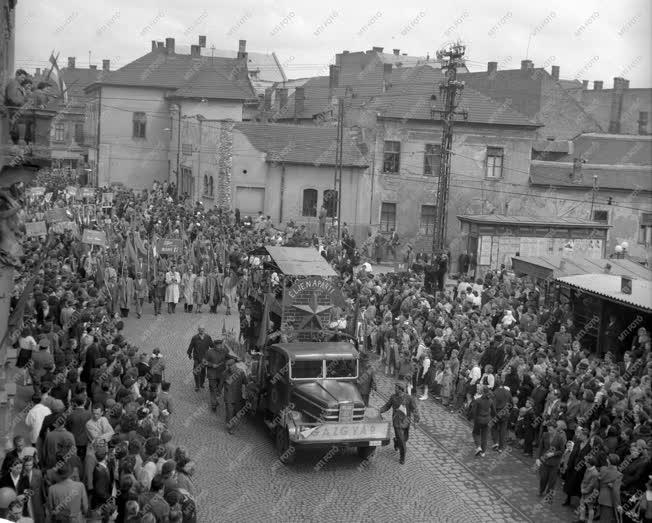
[431,43,467,255]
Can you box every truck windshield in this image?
[291,360,324,379]
[326,360,357,378]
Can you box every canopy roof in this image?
[264,246,336,276]
[512,256,652,281]
[556,274,652,313]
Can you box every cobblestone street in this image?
[120,304,574,523]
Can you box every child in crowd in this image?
[157,381,173,423]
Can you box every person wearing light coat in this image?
[181,269,196,312]
[165,265,180,313]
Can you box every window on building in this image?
[203,175,208,195]
[323,189,338,218]
[209,176,214,196]
[74,123,84,144]
[380,202,396,232]
[485,147,504,178]
[182,143,192,156]
[54,123,65,142]
[302,188,318,217]
[592,210,609,223]
[181,167,193,196]
[423,144,441,176]
[638,213,652,244]
[132,112,146,138]
[420,205,436,235]
[383,140,401,173]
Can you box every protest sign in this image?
[158,239,183,255]
[393,262,409,273]
[80,188,95,199]
[101,192,114,207]
[27,187,45,197]
[50,221,79,235]
[44,193,53,202]
[66,186,78,197]
[45,208,69,223]
[82,229,107,247]
[25,221,47,237]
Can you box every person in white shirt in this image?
[24,394,51,446]
[419,349,432,401]
[466,360,482,408]
[85,404,115,450]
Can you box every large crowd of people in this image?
[1,168,651,522]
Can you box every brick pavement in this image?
[120,303,570,523]
[370,360,574,523]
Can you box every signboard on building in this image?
[26,187,45,197]
[82,229,107,247]
[157,239,183,256]
[25,221,47,237]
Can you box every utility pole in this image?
[431,43,467,255]
[590,174,598,219]
[333,87,352,240]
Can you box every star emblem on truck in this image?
[292,291,334,330]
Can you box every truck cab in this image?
[252,342,390,464]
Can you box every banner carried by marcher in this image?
[27,187,46,197]
[44,193,53,202]
[157,239,183,255]
[82,229,107,247]
[50,221,79,235]
[76,187,95,200]
[66,186,78,197]
[45,208,69,223]
[101,192,114,207]
[394,262,409,273]
[25,221,47,237]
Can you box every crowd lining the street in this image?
[0,171,651,522]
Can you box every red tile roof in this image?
[234,122,368,167]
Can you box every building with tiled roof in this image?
[81,37,258,190]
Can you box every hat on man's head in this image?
[38,338,50,349]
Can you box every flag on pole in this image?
[48,52,68,104]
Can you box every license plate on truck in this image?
[299,422,390,442]
[368,440,382,446]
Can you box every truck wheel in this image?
[357,446,376,460]
[275,427,295,464]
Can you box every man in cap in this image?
[30,337,55,393]
[223,355,247,434]
[379,382,420,464]
[134,270,149,318]
[187,326,212,392]
[203,338,228,411]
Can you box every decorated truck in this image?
[245,247,389,463]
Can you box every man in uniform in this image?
[203,338,229,411]
[223,355,247,434]
[379,382,420,464]
[187,326,212,392]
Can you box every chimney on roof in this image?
[35,68,40,76]
[582,80,589,89]
[263,87,273,113]
[238,39,247,60]
[198,35,206,48]
[520,59,533,71]
[383,63,392,92]
[372,46,384,53]
[401,53,408,56]
[342,50,349,55]
[151,40,157,52]
[190,45,201,57]
[593,80,603,90]
[165,37,175,54]
[609,77,629,134]
[276,87,288,113]
[102,59,110,71]
[294,86,305,121]
[68,57,75,69]
[393,49,400,56]
[487,61,498,74]
[89,65,97,70]
[157,42,165,49]
[551,65,560,80]
[329,64,340,90]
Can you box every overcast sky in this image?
[15,0,651,87]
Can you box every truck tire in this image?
[275,427,296,465]
[357,446,376,460]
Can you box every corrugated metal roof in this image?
[265,246,337,276]
[457,214,609,228]
[557,273,652,312]
[512,256,652,280]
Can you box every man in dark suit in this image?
[90,447,113,511]
[537,420,567,497]
[380,382,420,464]
[187,326,212,391]
[471,385,496,457]
[491,377,512,452]
[562,426,592,506]
[67,395,92,460]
